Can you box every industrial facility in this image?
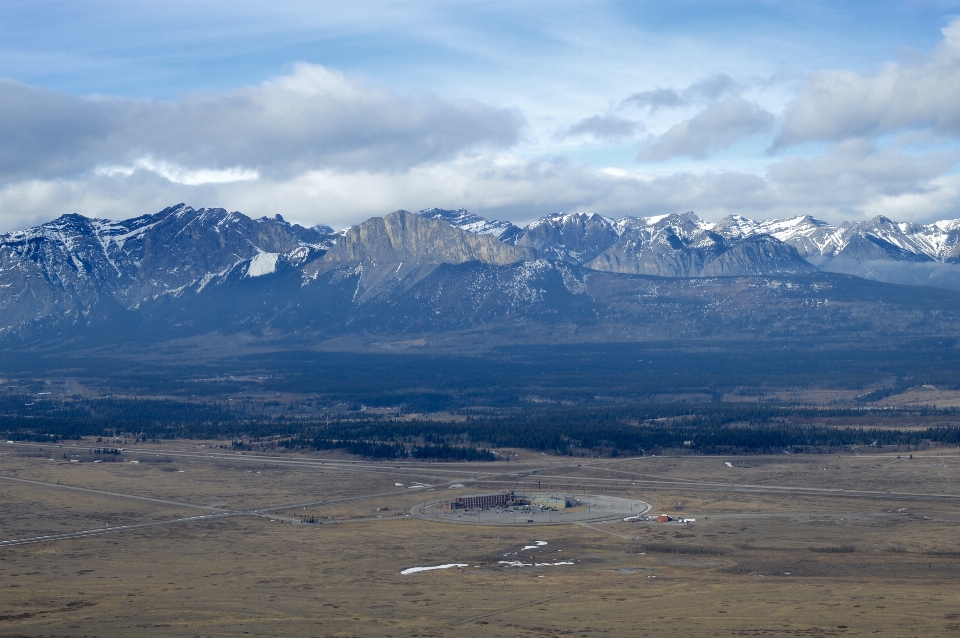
[448,492,574,511]
[449,492,515,510]
[417,493,651,526]
[531,494,570,510]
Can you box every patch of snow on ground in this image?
[247,251,279,277]
[400,563,468,575]
[725,462,733,467]
[498,561,574,568]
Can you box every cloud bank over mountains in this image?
[1,64,522,183]
[776,19,960,148]
[1,13,958,233]
[637,97,775,161]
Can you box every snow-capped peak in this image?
[414,207,523,243]
[710,213,960,262]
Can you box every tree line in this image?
[3,401,959,458]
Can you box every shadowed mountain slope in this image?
[4,204,960,350]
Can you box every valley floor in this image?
[1,441,959,636]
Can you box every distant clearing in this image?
[875,385,960,407]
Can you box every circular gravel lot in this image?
[411,493,651,526]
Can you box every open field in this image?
[2,440,959,637]
[876,385,960,408]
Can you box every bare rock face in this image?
[945,231,960,264]
[0,213,122,338]
[307,210,537,302]
[0,204,333,338]
[587,222,723,277]
[414,208,523,244]
[698,235,814,277]
[125,205,332,303]
[416,207,814,278]
[316,210,535,271]
[7,202,960,346]
[584,213,813,278]
[711,213,960,288]
[517,212,619,263]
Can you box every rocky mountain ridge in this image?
[3,203,960,345]
[421,208,960,288]
[0,204,334,336]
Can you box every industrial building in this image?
[450,492,514,510]
[531,494,570,510]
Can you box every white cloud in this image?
[566,114,640,141]
[624,74,740,113]
[775,18,960,148]
[638,98,775,161]
[96,158,259,185]
[0,64,523,184]
[2,19,960,237]
[4,141,957,234]
[766,139,959,208]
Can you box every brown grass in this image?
[1,442,958,636]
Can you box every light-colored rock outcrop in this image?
[316,210,536,271]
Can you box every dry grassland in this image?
[0,480,195,539]
[876,385,960,408]
[1,442,959,637]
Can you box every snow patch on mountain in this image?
[505,259,553,306]
[246,251,280,277]
[527,211,616,229]
[5,203,960,343]
[712,213,960,263]
[415,208,523,244]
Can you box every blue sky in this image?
[1,0,959,231]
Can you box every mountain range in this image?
[2,203,960,348]
[421,207,960,285]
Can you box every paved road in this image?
[0,512,237,547]
[256,512,410,525]
[0,471,453,548]
[476,476,960,502]
[0,475,228,511]
[258,486,447,513]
